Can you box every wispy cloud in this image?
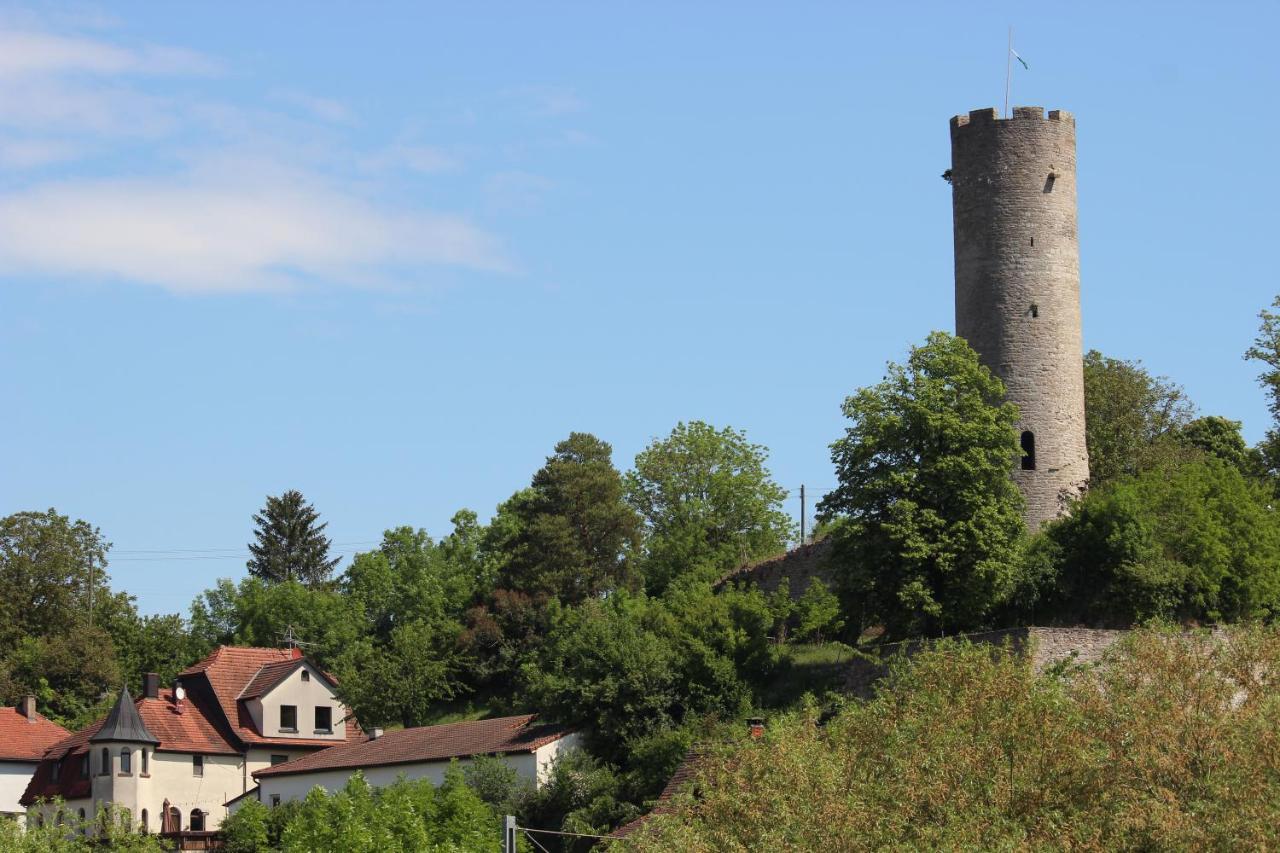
[0,169,507,294]
[0,29,217,77]
[272,90,354,124]
[0,24,511,294]
[506,85,585,117]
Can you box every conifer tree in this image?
[246,490,339,586]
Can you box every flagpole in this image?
[1004,26,1013,118]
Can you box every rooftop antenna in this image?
[278,625,317,651]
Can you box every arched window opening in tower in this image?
[1021,431,1037,470]
[1030,304,1039,318]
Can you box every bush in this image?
[615,625,1280,851]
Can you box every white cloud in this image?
[273,90,353,124]
[506,85,584,117]
[0,171,508,294]
[365,143,459,175]
[0,29,217,77]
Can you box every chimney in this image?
[143,673,159,700]
[747,717,765,740]
[18,695,36,721]
[291,647,303,660]
[368,727,384,741]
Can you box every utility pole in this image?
[503,815,517,853]
[800,484,806,546]
[87,553,94,628]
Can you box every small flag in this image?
[1011,49,1029,71]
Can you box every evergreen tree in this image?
[246,490,340,586]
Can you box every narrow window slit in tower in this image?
[1021,431,1037,470]
[1030,236,1034,247]
[1029,304,1039,318]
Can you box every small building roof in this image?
[254,715,574,780]
[609,748,706,839]
[90,687,160,745]
[0,704,70,763]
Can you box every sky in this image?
[3,2,1278,616]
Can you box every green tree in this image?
[1246,297,1280,477]
[1083,350,1195,487]
[818,332,1026,638]
[627,421,793,594]
[497,433,643,604]
[0,510,112,651]
[1178,415,1260,475]
[246,490,340,586]
[793,579,844,643]
[1032,455,1280,624]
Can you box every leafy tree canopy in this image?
[818,331,1026,638]
[1083,350,1195,487]
[627,421,792,594]
[1028,454,1280,624]
[246,489,340,587]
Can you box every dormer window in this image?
[301,670,310,682]
[314,706,332,734]
[280,705,298,733]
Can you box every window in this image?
[140,809,148,833]
[192,754,204,777]
[1029,303,1039,318]
[190,809,205,832]
[141,749,149,775]
[314,706,332,733]
[270,754,288,766]
[80,754,89,778]
[78,808,86,835]
[270,795,281,808]
[1021,431,1037,471]
[100,747,110,776]
[280,705,298,732]
[301,670,310,682]
[51,762,60,783]
[120,747,131,774]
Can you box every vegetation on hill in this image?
[617,624,1280,851]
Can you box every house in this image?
[21,646,359,835]
[243,714,578,808]
[0,697,70,821]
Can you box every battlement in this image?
[950,107,1074,130]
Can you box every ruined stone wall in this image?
[950,107,1090,529]
[841,627,1128,698]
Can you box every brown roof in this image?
[179,646,360,747]
[21,688,239,805]
[254,715,573,779]
[0,705,69,763]
[238,659,307,700]
[610,748,706,839]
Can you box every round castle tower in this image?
[949,106,1089,529]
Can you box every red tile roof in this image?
[21,689,238,805]
[0,706,69,763]
[179,646,359,747]
[254,715,574,779]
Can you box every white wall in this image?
[534,734,582,784]
[249,664,348,743]
[0,762,37,818]
[257,750,553,806]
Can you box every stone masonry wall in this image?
[841,627,1127,698]
[950,107,1090,529]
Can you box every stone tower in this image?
[949,106,1089,529]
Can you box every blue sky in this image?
[3,2,1278,616]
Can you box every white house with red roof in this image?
[0,697,70,821]
[21,646,358,835]
[243,714,578,808]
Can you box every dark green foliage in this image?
[521,584,773,764]
[496,434,643,605]
[246,490,340,586]
[819,332,1027,638]
[1029,456,1280,624]
[1083,350,1195,487]
[1178,415,1259,474]
[627,421,792,593]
